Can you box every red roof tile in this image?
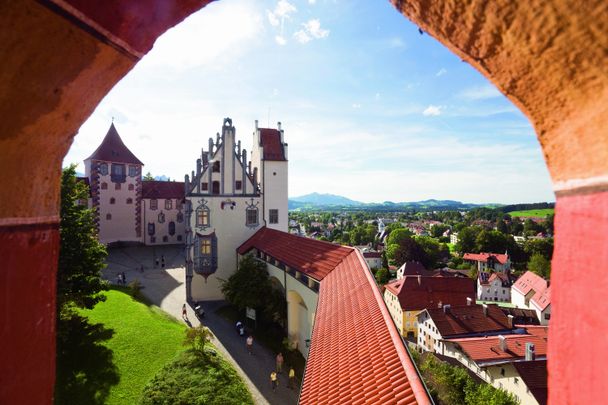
[86,123,143,165]
[512,360,548,405]
[447,326,548,364]
[237,227,353,281]
[299,250,430,405]
[398,261,434,277]
[259,128,286,161]
[423,305,512,337]
[463,252,509,264]
[385,276,475,311]
[512,271,550,311]
[141,181,184,199]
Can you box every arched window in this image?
[128,184,134,191]
[126,198,133,204]
[101,182,108,190]
[110,197,115,204]
[148,222,155,236]
[169,221,176,235]
[158,212,165,223]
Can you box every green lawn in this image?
[508,208,554,218]
[81,289,187,405]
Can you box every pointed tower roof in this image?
[86,123,143,165]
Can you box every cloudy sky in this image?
[64,0,555,204]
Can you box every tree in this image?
[475,230,509,253]
[386,228,413,246]
[455,226,478,254]
[183,325,215,356]
[381,250,389,270]
[375,268,390,285]
[57,164,108,311]
[528,253,551,278]
[393,236,426,266]
[143,171,154,181]
[416,236,450,269]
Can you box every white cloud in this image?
[308,0,316,4]
[436,68,447,77]
[423,105,442,116]
[267,0,297,26]
[352,103,361,109]
[294,30,311,44]
[459,84,502,100]
[388,37,405,48]
[267,10,280,26]
[275,35,287,45]
[303,19,329,39]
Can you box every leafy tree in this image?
[524,238,554,261]
[455,226,479,254]
[496,219,509,234]
[393,236,426,266]
[416,236,450,269]
[375,268,390,285]
[381,250,389,269]
[184,325,215,356]
[386,228,413,246]
[475,230,509,253]
[143,171,154,181]
[430,224,450,238]
[528,253,551,278]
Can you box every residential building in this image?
[396,261,433,279]
[512,271,551,325]
[477,272,511,302]
[362,251,382,269]
[384,276,475,339]
[450,232,459,245]
[463,252,511,272]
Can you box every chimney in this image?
[443,304,451,314]
[482,304,488,317]
[507,314,514,328]
[466,297,473,306]
[255,119,258,130]
[525,342,536,361]
[498,335,507,352]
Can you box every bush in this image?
[140,350,253,405]
[128,279,143,300]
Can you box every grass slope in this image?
[82,289,186,405]
[508,208,554,218]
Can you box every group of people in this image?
[115,271,127,285]
[154,255,166,268]
[270,352,296,392]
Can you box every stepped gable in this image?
[141,181,184,199]
[238,228,430,404]
[86,123,143,165]
[385,276,475,311]
[425,305,512,337]
[259,128,286,161]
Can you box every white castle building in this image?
[184,118,288,301]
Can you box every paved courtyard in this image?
[103,245,299,405]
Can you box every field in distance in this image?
[508,208,554,218]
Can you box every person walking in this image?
[182,303,188,320]
[288,367,295,389]
[155,257,159,268]
[270,371,278,391]
[161,255,165,268]
[121,271,127,285]
[276,352,284,374]
[246,335,253,355]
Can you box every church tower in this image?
[84,123,143,244]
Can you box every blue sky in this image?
[64,0,554,204]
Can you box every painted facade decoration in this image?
[185,118,288,301]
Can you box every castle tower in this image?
[84,123,143,244]
[185,118,287,301]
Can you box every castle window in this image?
[201,182,208,191]
[128,165,137,177]
[111,164,126,183]
[163,236,168,242]
[150,236,156,243]
[169,221,176,236]
[165,199,172,210]
[201,238,211,255]
[246,207,259,227]
[150,199,158,210]
[110,197,115,204]
[176,199,183,210]
[115,182,121,190]
[196,206,210,227]
[101,182,108,190]
[194,234,218,276]
[235,181,242,190]
[99,163,108,175]
[126,198,133,204]
[106,213,112,220]
[269,209,279,224]
[148,222,155,235]
[128,184,134,191]
[158,212,165,223]
[177,235,183,242]
[177,212,184,223]
[212,181,220,194]
[212,161,220,173]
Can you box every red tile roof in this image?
[479,272,510,286]
[385,276,475,311]
[398,261,434,277]
[512,360,548,405]
[259,128,286,161]
[446,326,548,364]
[363,251,382,258]
[300,249,430,405]
[463,252,509,264]
[237,227,353,281]
[423,305,512,337]
[141,181,184,199]
[86,123,143,165]
[512,271,551,311]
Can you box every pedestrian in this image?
[155,257,159,268]
[140,264,144,273]
[276,352,284,373]
[161,255,165,268]
[246,335,253,355]
[270,371,278,391]
[182,303,188,320]
[236,321,243,334]
[116,274,122,285]
[121,271,127,285]
[288,367,295,389]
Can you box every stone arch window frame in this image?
[195,198,211,230]
[245,198,260,228]
[168,221,176,236]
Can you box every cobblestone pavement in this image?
[103,245,298,405]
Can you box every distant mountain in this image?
[290,192,362,206]
[154,175,170,181]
